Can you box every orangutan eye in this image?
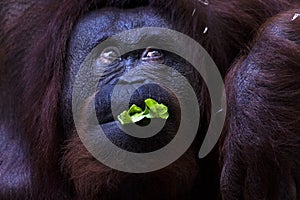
[96,46,121,65]
[141,48,164,62]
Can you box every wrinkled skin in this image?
[0,0,299,200]
[61,7,204,199]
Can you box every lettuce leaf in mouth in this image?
[117,98,169,125]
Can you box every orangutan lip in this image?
[94,118,178,153]
[100,116,154,128]
[99,120,116,126]
[79,96,180,153]
[98,114,116,125]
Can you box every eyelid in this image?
[96,46,121,66]
[101,46,121,57]
[141,47,164,62]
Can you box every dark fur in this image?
[221,9,300,199]
[0,0,299,199]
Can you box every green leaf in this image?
[159,112,169,119]
[117,98,169,125]
[130,113,146,123]
[128,104,143,115]
[144,98,158,109]
[117,110,133,125]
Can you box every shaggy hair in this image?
[0,0,299,199]
[221,9,300,199]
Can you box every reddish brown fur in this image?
[63,134,198,199]
[1,0,299,199]
[221,9,300,199]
